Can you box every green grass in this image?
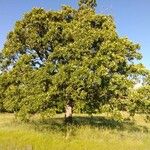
[0,113,150,150]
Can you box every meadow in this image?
[0,113,150,150]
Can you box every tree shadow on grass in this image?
[29,115,149,135]
[73,116,149,133]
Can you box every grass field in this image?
[0,113,150,150]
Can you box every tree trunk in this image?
[65,100,73,124]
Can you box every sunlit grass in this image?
[0,113,150,150]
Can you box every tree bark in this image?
[65,100,74,124]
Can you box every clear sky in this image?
[0,0,150,69]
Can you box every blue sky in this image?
[0,0,150,69]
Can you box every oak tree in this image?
[0,0,144,121]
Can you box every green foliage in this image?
[0,0,147,120]
[78,0,97,9]
[127,85,150,120]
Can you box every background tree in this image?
[127,71,150,120]
[0,0,146,121]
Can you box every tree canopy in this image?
[0,0,148,120]
[78,0,97,9]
